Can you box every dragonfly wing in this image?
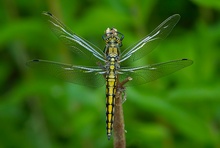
[120,14,180,63]
[119,59,193,86]
[43,12,105,61]
[26,59,105,87]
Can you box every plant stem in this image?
[113,90,126,148]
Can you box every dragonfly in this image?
[27,12,193,140]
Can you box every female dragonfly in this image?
[27,12,193,140]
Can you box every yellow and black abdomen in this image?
[106,62,117,140]
[104,41,120,140]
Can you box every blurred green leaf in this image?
[0,19,43,47]
[127,89,215,144]
[192,0,220,9]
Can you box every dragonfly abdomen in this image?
[106,61,117,140]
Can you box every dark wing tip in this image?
[182,58,193,61]
[181,58,194,65]
[26,59,40,66]
[42,11,52,16]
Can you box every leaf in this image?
[127,89,214,143]
[191,0,220,9]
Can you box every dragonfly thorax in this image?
[103,28,124,60]
[103,28,124,47]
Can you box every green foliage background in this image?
[0,0,220,148]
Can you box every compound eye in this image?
[112,28,117,32]
[106,28,111,33]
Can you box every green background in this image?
[0,0,220,148]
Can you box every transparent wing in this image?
[43,12,105,62]
[26,59,105,87]
[119,59,193,86]
[120,14,180,63]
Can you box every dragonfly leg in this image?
[122,90,127,104]
[116,86,126,103]
[116,76,132,103]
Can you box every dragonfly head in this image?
[102,28,124,47]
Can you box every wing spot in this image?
[33,59,40,62]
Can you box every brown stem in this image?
[120,77,132,87]
[113,90,126,148]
